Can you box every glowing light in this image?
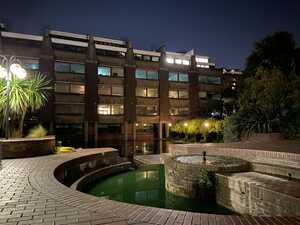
[143,123,147,127]
[184,122,188,127]
[204,122,209,128]
[175,59,182,64]
[135,123,139,127]
[182,60,190,65]
[168,123,172,127]
[0,65,7,79]
[10,63,27,79]
[196,57,209,63]
[166,57,174,64]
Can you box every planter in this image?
[0,136,55,159]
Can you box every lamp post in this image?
[0,55,27,139]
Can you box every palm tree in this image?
[0,73,50,138]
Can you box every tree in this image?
[245,32,298,77]
[0,73,50,138]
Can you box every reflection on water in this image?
[85,165,234,214]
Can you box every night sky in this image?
[0,0,299,69]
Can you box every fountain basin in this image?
[165,154,250,199]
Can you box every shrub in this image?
[26,125,47,138]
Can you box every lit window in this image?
[136,105,158,116]
[197,64,209,68]
[178,90,188,99]
[168,72,178,81]
[196,57,209,63]
[147,71,158,80]
[135,69,147,79]
[147,88,158,97]
[169,90,178,98]
[23,59,39,70]
[112,86,123,96]
[111,104,123,115]
[179,73,189,82]
[169,107,189,116]
[198,91,207,99]
[70,84,85,94]
[152,56,159,62]
[98,66,111,76]
[136,87,147,97]
[166,58,174,64]
[182,60,190,65]
[98,104,111,115]
[70,64,85,74]
[135,54,143,60]
[175,59,182,64]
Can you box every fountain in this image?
[164,152,250,200]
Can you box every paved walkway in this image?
[0,149,299,225]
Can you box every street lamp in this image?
[0,55,27,139]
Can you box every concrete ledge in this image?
[0,135,55,159]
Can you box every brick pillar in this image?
[39,32,55,134]
[189,55,200,118]
[85,35,98,147]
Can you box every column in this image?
[85,35,98,147]
[39,32,55,134]
[159,46,169,122]
[189,55,200,118]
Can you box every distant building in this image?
[0,29,242,153]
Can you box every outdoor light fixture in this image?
[204,122,210,128]
[135,123,139,127]
[0,55,27,139]
[168,123,172,127]
[184,122,188,127]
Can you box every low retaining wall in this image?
[0,136,55,159]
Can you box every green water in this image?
[86,165,233,214]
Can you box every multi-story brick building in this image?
[0,29,242,154]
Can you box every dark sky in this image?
[0,0,299,69]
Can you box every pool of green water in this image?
[85,165,234,214]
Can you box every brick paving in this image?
[0,148,299,225]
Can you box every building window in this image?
[136,105,158,116]
[198,91,207,99]
[55,62,85,74]
[143,55,151,61]
[98,104,123,115]
[169,90,188,99]
[98,66,111,76]
[169,107,189,116]
[152,56,159,62]
[168,72,189,82]
[70,84,85,94]
[207,92,222,100]
[111,67,124,77]
[199,75,221,85]
[23,59,39,70]
[55,82,85,94]
[136,87,158,98]
[99,84,123,96]
[166,58,174,64]
[135,69,159,80]
[196,57,209,63]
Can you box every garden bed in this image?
[0,136,55,159]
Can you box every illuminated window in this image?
[98,104,110,115]
[136,87,158,97]
[98,66,111,76]
[182,60,190,65]
[136,105,158,115]
[55,62,69,73]
[135,69,158,80]
[111,104,123,115]
[55,62,85,74]
[166,58,174,64]
[70,64,85,74]
[169,107,189,116]
[112,86,123,96]
[178,90,188,99]
[70,84,85,94]
[152,56,159,62]
[196,57,209,63]
[169,90,178,98]
[135,69,147,79]
[143,55,151,61]
[179,73,188,82]
[175,59,182,64]
[23,59,39,70]
[168,72,178,81]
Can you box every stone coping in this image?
[0,135,55,142]
[0,148,299,225]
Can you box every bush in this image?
[223,116,240,142]
[26,125,47,138]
